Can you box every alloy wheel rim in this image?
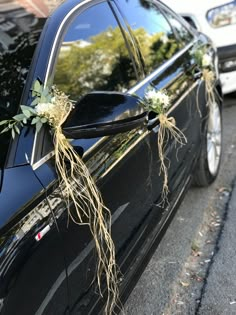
[207,101,222,176]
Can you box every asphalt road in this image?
[125,93,236,315]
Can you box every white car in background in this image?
[161,0,236,94]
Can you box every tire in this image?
[193,98,222,187]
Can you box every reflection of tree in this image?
[132,28,180,75]
[54,27,137,100]
[55,26,180,100]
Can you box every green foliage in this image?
[0,80,49,137]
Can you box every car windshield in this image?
[0,0,48,167]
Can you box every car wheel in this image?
[193,98,222,186]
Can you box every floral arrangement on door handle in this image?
[0,80,119,315]
[142,88,187,204]
[194,48,216,113]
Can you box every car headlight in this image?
[207,1,236,28]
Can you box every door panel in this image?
[149,48,201,199]
[0,166,68,315]
[113,0,201,204]
[33,1,156,312]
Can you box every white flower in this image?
[202,54,212,67]
[145,89,159,102]
[35,102,56,116]
[156,91,170,109]
[145,89,170,109]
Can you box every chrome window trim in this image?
[31,0,198,170]
[128,41,196,95]
[44,0,94,86]
[181,14,201,32]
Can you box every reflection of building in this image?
[0,0,38,51]
[17,0,49,17]
[0,0,64,51]
[17,0,65,16]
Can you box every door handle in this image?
[147,115,159,132]
[193,67,202,81]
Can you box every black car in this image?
[0,0,222,314]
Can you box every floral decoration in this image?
[143,88,187,204]
[0,80,119,315]
[193,47,216,113]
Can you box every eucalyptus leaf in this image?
[0,126,10,133]
[14,125,20,134]
[33,80,41,94]
[21,109,32,118]
[31,117,40,125]
[40,117,48,123]
[20,105,37,115]
[11,128,15,139]
[23,118,27,124]
[0,120,9,125]
[32,90,38,97]
[43,86,49,97]
[36,121,43,133]
[13,114,25,121]
[31,97,39,106]
[40,95,47,103]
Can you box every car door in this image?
[30,1,158,313]
[113,0,203,205]
[0,166,69,315]
[0,3,69,314]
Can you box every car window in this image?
[161,8,194,45]
[115,0,182,75]
[53,1,138,101]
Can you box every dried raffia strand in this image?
[158,113,187,204]
[49,88,120,315]
[202,69,215,107]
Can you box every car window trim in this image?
[128,40,196,94]
[156,0,197,38]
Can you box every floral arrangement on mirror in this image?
[0,80,120,315]
[142,88,187,204]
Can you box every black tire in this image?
[193,98,222,187]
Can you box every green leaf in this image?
[23,118,27,124]
[21,109,32,118]
[0,120,9,126]
[33,80,41,94]
[40,94,47,103]
[20,105,37,115]
[41,87,50,99]
[40,117,48,123]
[31,97,39,106]
[14,124,20,134]
[0,126,10,134]
[36,121,43,133]
[32,90,39,97]
[13,114,25,121]
[31,117,40,125]
[11,128,15,139]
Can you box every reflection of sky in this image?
[64,0,172,42]
[64,2,118,42]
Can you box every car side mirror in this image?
[62,92,147,139]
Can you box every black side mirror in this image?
[62,92,147,139]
